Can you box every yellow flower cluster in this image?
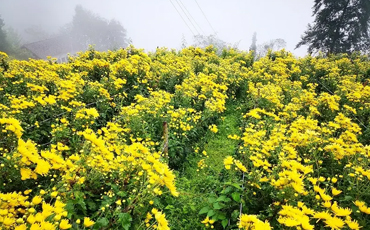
[0,191,70,230]
[208,124,218,133]
[354,200,370,214]
[278,204,314,229]
[2,47,370,229]
[176,72,228,113]
[145,208,170,230]
[223,51,370,229]
[0,117,23,138]
[0,47,189,229]
[238,214,271,230]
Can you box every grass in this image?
[203,104,243,174]
[163,102,245,229]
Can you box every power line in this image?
[194,0,216,34]
[169,0,196,36]
[174,0,200,35]
[177,0,205,35]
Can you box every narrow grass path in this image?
[202,104,243,174]
[166,104,242,230]
[166,103,245,229]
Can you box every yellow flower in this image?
[201,216,210,224]
[51,191,58,198]
[14,224,27,230]
[27,214,36,224]
[331,202,352,217]
[34,159,51,175]
[209,124,218,133]
[30,223,41,230]
[322,201,332,208]
[59,219,72,229]
[332,188,342,196]
[20,168,34,180]
[234,160,247,172]
[2,217,15,226]
[319,191,332,201]
[318,176,326,182]
[42,202,54,218]
[0,209,8,215]
[346,219,361,230]
[153,210,170,230]
[324,216,345,229]
[313,211,331,221]
[309,178,318,184]
[84,217,95,227]
[32,196,42,205]
[151,208,159,215]
[224,156,234,170]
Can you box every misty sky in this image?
[0,0,314,56]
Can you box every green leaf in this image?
[94,217,109,229]
[231,183,242,190]
[207,210,215,217]
[222,219,228,228]
[118,213,132,230]
[231,192,241,202]
[86,200,97,211]
[213,202,223,210]
[165,205,174,210]
[225,182,242,190]
[217,213,227,220]
[231,210,240,220]
[221,186,232,194]
[216,195,227,202]
[65,200,74,213]
[208,197,217,203]
[199,206,210,214]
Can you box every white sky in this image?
[0,0,314,56]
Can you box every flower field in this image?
[1,46,370,229]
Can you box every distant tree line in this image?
[0,5,129,59]
[67,5,129,51]
[0,16,32,59]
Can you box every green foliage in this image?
[297,0,370,54]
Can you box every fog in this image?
[0,0,314,56]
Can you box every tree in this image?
[5,27,32,60]
[71,5,128,51]
[249,32,257,53]
[296,0,370,55]
[180,34,187,49]
[0,15,10,54]
[257,38,286,57]
[0,15,32,59]
[192,34,228,54]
